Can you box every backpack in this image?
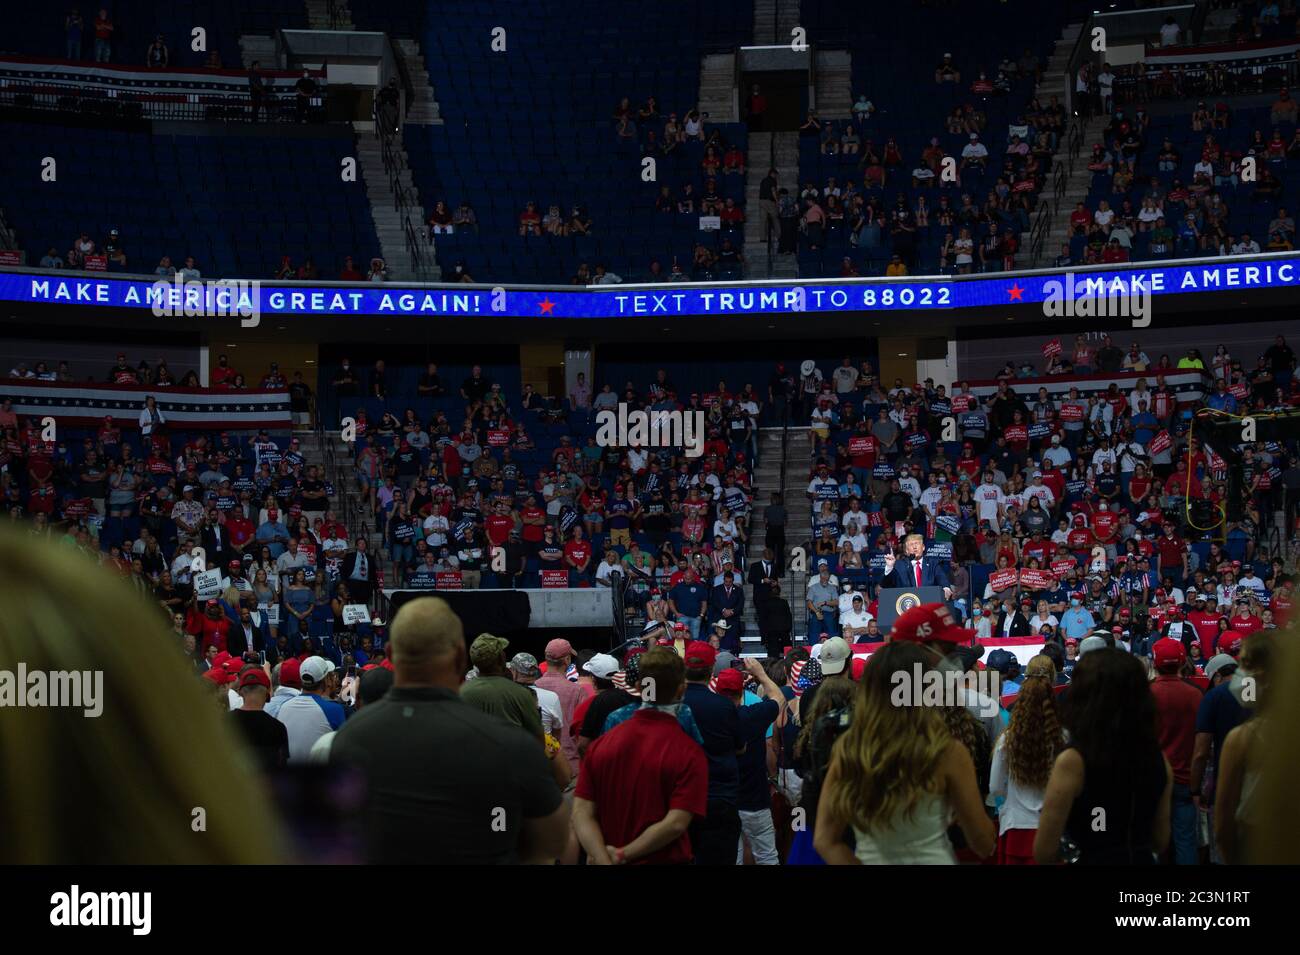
[804,704,853,794]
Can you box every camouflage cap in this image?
[469,632,510,667]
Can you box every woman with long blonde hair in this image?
[0,527,283,863]
[1215,631,1281,863]
[990,655,1065,864]
[814,641,995,864]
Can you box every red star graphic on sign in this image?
[1007,283,1025,302]
[539,297,555,315]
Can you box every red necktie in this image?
[914,561,922,587]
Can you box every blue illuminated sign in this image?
[2,253,1297,319]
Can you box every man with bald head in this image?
[329,597,570,864]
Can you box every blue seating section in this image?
[1076,104,1296,263]
[0,123,378,279]
[1,2,306,69]
[795,0,1068,277]
[352,0,753,283]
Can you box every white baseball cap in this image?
[582,653,620,680]
[818,637,852,675]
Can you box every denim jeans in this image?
[1171,782,1198,865]
[94,38,110,62]
[807,612,838,641]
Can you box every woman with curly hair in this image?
[815,641,995,864]
[991,656,1066,864]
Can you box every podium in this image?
[876,586,947,630]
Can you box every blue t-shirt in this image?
[736,697,781,812]
[669,581,707,617]
[684,682,744,804]
[1195,682,1245,786]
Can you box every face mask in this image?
[973,607,982,616]
[1071,599,1081,607]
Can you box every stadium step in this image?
[698,53,737,124]
[238,34,277,70]
[753,0,802,46]
[352,121,435,281]
[813,50,853,120]
[393,38,445,125]
[743,130,799,276]
[742,427,815,638]
[303,0,352,31]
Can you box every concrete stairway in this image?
[353,123,430,281]
[304,0,351,30]
[698,52,737,124]
[1040,112,1109,260]
[238,35,276,69]
[1034,20,1082,108]
[393,38,444,125]
[814,49,852,119]
[753,0,801,46]
[743,131,799,278]
[740,426,813,642]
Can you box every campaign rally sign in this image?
[342,604,371,626]
[989,569,1019,591]
[194,569,223,600]
[540,569,570,588]
[435,571,464,590]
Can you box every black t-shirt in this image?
[289,382,312,411]
[581,688,637,739]
[230,709,289,771]
[329,686,563,864]
[300,478,327,510]
[462,375,490,402]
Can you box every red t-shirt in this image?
[1067,527,1092,551]
[574,708,708,864]
[1229,614,1262,635]
[564,540,591,569]
[1150,674,1204,786]
[1092,511,1119,542]
[1155,535,1184,568]
[520,506,545,542]
[485,514,514,546]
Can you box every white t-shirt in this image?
[1159,21,1181,46]
[277,693,346,764]
[528,683,563,736]
[840,608,874,633]
[975,483,1005,521]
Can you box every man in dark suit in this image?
[994,598,1033,638]
[883,533,953,598]
[200,511,237,570]
[708,572,745,652]
[757,580,794,659]
[747,547,779,611]
[340,537,375,606]
[227,605,274,660]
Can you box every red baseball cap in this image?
[684,641,717,669]
[1153,638,1186,669]
[212,651,232,669]
[714,669,744,693]
[238,667,270,689]
[891,603,976,645]
[203,667,233,686]
[1223,636,1244,656]
[279,657,302,688]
